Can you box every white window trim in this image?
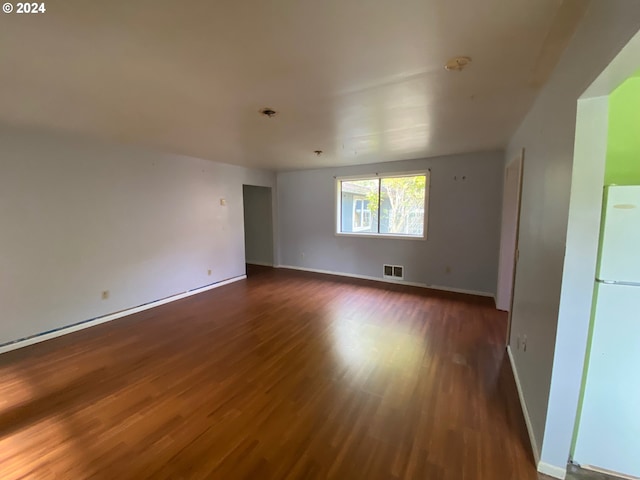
[335,170,430,240]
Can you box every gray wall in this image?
[0,124,275,346]
[243,185,274,266]
[504,0,640,471]
[277,151,504,296]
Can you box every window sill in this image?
[335,232,427,241]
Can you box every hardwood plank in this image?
[0,268,544,479]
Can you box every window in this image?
[353,199,371,231]
[337,172,429,238]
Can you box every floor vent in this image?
[383,264,404,280]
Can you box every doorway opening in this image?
[242,185,274,276]
[569,70,640,480]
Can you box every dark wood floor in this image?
[0,267,545,479]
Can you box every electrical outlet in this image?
[208,269,212,276]
[101,290,109,300]
[219,198,226,206]
[522,335,528,352]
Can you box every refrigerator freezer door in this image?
[573,282,640,477]
[597,185,640,284]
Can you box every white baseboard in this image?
[538,462,567,479]
[246,261,274,267]
[507,346,567,479]
[0,275,246,355]
[580,464,638,480]
[276,264,495,299]
[507,346,541,465]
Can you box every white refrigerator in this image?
[573,185,640,478]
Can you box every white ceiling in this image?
[0,0,586,170]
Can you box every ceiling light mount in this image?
[445,56,472,72]
[260,107,277,118]
[314,150,323,156]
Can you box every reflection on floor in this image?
[0,267,548,478]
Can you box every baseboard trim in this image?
[0,275,246,355]
[276,264,495,298]
[580,464,638,480]
[507,346,568,479]
[246,261,274,267]
[538,462,567,479]
[507,346,542,466]
[579,464,640,480]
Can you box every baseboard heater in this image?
[0,276,244,352]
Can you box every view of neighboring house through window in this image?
[337,173,428,238]
[353,198,371,231]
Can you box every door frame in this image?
[504,149,525,345]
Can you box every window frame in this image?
[335,170,430,240]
